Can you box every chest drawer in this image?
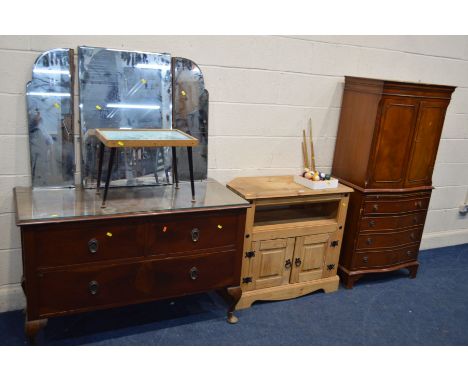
[32,220,146,267]
[361,211,427,232]
[356,226,423,250]
[37,249,239,316]
[147,211,241,256]
[363,196,429,215]
[353,244,420,269]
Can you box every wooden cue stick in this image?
[302,130,309,169]
[302,141,309,169]
[309,119,316,172]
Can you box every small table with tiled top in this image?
[93,128,198,207]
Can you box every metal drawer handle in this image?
[372,204,379,212]
[407,250,412,256]
[366,238,373,245]
[191,228,200,242]
[415,201,423,208]
[295,258,302,267]
[88,280,99,295]
[410,233,416,240]
[189,267,199,280]
[88,238,99,254]
[369,220,376,227]
[285,259,292,269]
[363,256,368,264]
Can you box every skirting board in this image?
[420,229,468,250]
[0,284,25,313]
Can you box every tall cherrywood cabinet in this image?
[332,76,455,288]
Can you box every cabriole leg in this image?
[226,286,242,324]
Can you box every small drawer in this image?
[147,211,240,256]
[356,227,423,250]
[353,244,420,269]
[361,211,426,232]
[34,219,145,267]
[363,197,429,215]
[37,249,238,316]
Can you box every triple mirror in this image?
[26,46,209,189]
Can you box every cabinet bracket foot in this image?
[25,318,48,345]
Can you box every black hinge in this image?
[331,240,339,247]
[242,277,253,284]
[327,264,335,270]
[245,251,256,259]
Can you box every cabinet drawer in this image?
[150,249,239,298]
[361,211,426,232]
[353,244,419,269]
[363,196,429,215]
[37,249,239,316]
[33,220,145,267]
[356,227,423,250]
[37,261,148,315]
[147,211,240,256]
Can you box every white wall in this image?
[0,35,467,312]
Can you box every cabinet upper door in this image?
[250,238,295,290]
[404,100,448,187]
[368,98,419,189]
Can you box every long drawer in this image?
[147,211,240,256]
[356,226,423,250]
[352,244,419,269]
[363,196,430,215]
[360,211,427,232]
[33,219,146,267]
[37,249,238,316]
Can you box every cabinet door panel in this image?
[290,234,329,283]
[251,238,295,289]
[405,100,447,187]
[370,98,419,188]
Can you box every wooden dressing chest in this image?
[332,76,455,288]
[227,176,353,309]
[15,181,249,343]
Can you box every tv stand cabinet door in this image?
[250,238,295,290]
[290,233,331,283]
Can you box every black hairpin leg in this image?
[187,146,195,202]
[101,147,116,208]
[172,146,179,189]
[96,142,105,194]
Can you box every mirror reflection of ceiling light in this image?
[33,68,70,75]
[106,103,161,110]
[26,92,71,97]
[135,63,168,70]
